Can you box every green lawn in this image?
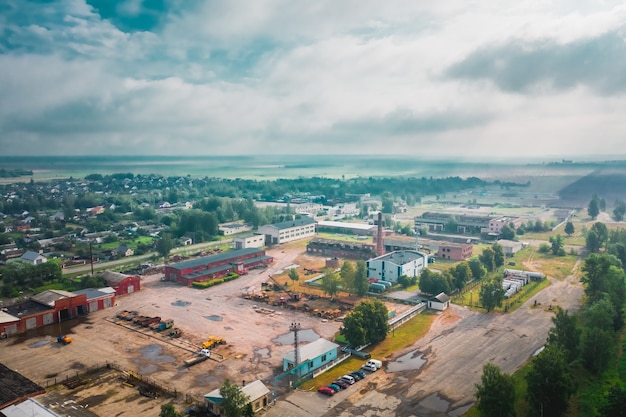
[298,312,437,391]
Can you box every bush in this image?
[538,243,551,253]
[191,274,239,289]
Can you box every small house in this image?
[20,251,47,265]
[283,338,339,376]
[204,380,271,416]
[428,292,450,311]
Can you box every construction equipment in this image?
[150,319,174,331]
[168,328,183,338]
[139,316,161,327]
[57,335,72,345]
[201,336,226,349]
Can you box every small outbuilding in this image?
[428,292,450,311]
[20,251,47,265]
[204,380,271,416]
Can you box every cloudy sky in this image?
[1,0,626,159]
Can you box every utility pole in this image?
[89,241,94,276]
[290,322,301,387]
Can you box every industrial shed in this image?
[283,338,339,377]
[100,271,141,296]
[164,248,273,286]
[71,288,116,313]
[0,363,45,410]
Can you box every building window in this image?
[322,354,327,361]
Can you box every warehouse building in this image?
[366,250,429,283]
[258,217,316,245]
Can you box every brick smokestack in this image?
[376,212,385,256]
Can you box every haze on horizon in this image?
[1,0,626,159]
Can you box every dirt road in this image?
[267,269,584,417]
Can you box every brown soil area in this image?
[0,245,401,416]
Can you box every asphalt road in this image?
[61,240,232,275]
[267,263,584,417]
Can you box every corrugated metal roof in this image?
[317,221,375,231]
[0,310,19,324]
[72,288,113,301]
[204,380,269,403]
[264,216,316,231]
[283,338,339,363]
[100,271,134,284]
[30,290,77,308]
[2,398,61,417]
[167,248,264,271]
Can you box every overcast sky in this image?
[1,0,626,159]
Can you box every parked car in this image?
[361,363,377,372]
[332,379,349,389]
[367,359,383,369]
[340,374,356,385]
[318,386,334,396]
[327,383,341,393]
[352,369,366,379]
[349,372,363,381]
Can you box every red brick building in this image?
[101,271,141,295]
[437,243,473,261]
[164,248,273,286]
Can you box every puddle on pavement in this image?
[140,344,175,363]
[224,326,234,331]
[138,364,158,374]
[272,329,319,345]
[29,340,51,348]
[387,349,426,373]
[253,347,270,359]
[171,300,191,307]
[449,403,473,417]
[419,392,449,412]
[205,315,223,321]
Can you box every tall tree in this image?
[547,307,580,363]
[474,363,516,417]
[599,385,626,416]
[585,230,601,253]
[354,260,369,296]
[591,221,609,249]
[156,234,174,261]
[564,221,575,236]
[341,299,389,346]
[526,345,575,417]
[340,261,356,292]
[479,278,505,312]
[588,197,600,219]
[479,247,495,272]
[468,257,486,280]
[492,243,504,268]
[499,224,515,240]
[287,268,299,288]
[320,269,341,298]
[219,379,250,417]
[549,234,565,256]
[452,262,472,291]
[581,253,626,328]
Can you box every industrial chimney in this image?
[376,212,385,256]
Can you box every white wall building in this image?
[218,222,254,236]
[258,217,317,245]
[233,233,265,249]
[366,250,428,283]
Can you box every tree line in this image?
[474,252,626,417]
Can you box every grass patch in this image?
[298,312,437,391]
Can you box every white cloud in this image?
[0,0,625,158]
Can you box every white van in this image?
[367,359,382,369]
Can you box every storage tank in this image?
[369,283,387,293]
